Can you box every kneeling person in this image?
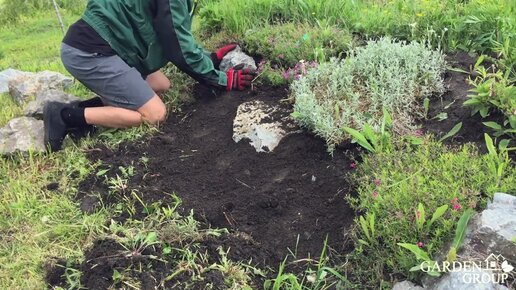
[45,0,256,152]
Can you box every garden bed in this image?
[46,53,505,289]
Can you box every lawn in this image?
[0,1,515,290]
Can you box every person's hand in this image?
[226,64,257,91]
[211,44,237,69]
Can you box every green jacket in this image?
[82,0,227,87]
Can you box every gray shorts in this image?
[60,43,155,110]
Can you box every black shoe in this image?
[43,102,69,152]
[66,100,97,142]
[67,125,97,142]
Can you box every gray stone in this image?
[430,269,509,290]
[9,70,73,104]
[0,117,45,155]
[25,90,80,119]
[462,193,516,262]
[219,46,257,72]
[0,68,27,94]
[233,100,299,153]
[392,280,425,290]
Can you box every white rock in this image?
[0,117,45,155]
[0,68,27,94]
[392,280,425,290]
[430,269,509,290]
[233,100,298,153]
[219,46,257,72]
[25,90,80,119]
[8,70,73,104]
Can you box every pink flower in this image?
[374,179,381,186]
[414,129,424,137]
[453,203,461,211]
[350,162,357,169]
[372,191,379,199]
[451,197,458,204]
[418,242,424,248]
[282,70,290,80]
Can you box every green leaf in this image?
[344,127,375,153]
[438,122,462,142]
[499,139,510,151]
[96,168,110,177]
[463,98,482,106]
[363,124,379,149]
[397,243,431,261]
[423,98,430,117]
[144,231,158,245]
[484,133,497,156]
[432,112,448,121]
[359,216,371,241]
[428,205,448,228]
[452,209,474,249]
[483,122,502,130]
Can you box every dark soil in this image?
[422,51,504,150]
[47,85,357,289]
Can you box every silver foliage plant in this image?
[291,37,447,152]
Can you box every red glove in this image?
[211,44,237,69]
[226,64,257,91]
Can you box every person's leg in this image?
[83,94,167,128]
[45,44,170,151]
[146,71,171,94]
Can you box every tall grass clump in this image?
[291,38,446,151]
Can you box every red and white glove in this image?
[226,64,257,91]
[210,44,237,69]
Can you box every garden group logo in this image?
[420,254,514,284]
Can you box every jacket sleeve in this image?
[153,0,227,88]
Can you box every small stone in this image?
[233,100,299,153]
[219,46,257,72]
[0,117,45,155]
[0,68,27,94]
[9,70,73,104]
[24,90,80,119]
[392,281,425,290]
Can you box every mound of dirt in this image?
[71,84,356,276]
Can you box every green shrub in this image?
[346,139,516,287]
[291,38,446,151]
[242,22,353,67]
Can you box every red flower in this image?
[374,179,381,186]
[373,191,379,199]
[418,242,424,248]
[350,162,357,169]
[414,129,424,137]
[451,197,458,204]
[453,203,461,211]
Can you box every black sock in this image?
[61,107,87,127]
[78,96,103,108]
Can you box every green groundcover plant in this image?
[291,37,446,151]
[243,22,353,67]
[345,138,516,287]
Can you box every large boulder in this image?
[25,90,80,119]
[219,46,257,72]
[233,100,299,153]
[8,70,73,104]
[0,117,45,155]
[0,68,27,94]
